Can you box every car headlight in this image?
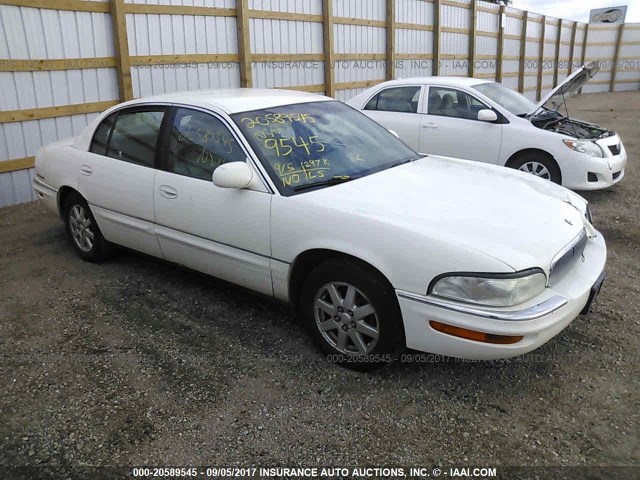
[429,269,547,307]
[563,139,604,158]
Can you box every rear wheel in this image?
[299,258,403,371]
[509,152,561,184]
[63,192,110,262]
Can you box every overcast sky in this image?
[513,0,640,23]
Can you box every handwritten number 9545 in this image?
[264,136,325,157]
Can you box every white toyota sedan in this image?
[347,62,627,190]
[34,89,606,370]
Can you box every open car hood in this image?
[528,61,600,116]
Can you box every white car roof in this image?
[72,89,333,151]
[119,88,332,114]
[375,77,494,88]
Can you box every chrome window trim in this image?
[397,290,568,321]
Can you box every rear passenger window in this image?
[167,108,246,181]
[364,86,421,113]
[106,111,165,167]
[89,112,117,155]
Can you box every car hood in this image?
[298,156,590,272]
[528,61,600,116]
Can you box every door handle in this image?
[80,165,93,176]
[422,123,438,129]
[159,185,178,199]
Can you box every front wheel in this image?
[63,192,110,262]
[509,153,561,184]
[299,258,404,371]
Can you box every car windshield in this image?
[231,101,420,196]
[472,82,537,116]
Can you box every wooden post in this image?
[553,19,562,86]
[433,0,440,76]
[322,0,335,96]
[578,23,589,94]
[536,16,546,101]
[580,23,589,65]
[518,10,528,93]
[236,0,252,88]
[567,21,577,75]
[110,0,133,101]
[496,5,505,82]
[610,23,624,92]
[386,0,395,80]
[469,0,477,77]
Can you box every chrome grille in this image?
[549,229,588,286]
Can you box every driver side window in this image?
[428,87,489,120]
[167,108,246,181]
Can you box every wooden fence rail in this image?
[0,0,639,177]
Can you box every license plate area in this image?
[580,271,606,315]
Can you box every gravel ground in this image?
[0,92,638,477]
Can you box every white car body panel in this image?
[363,83,424,150]
[418,108,503,161]
[272,156,588,293]
[153,169,274,296]
[347,74,627,190]
[33,89,607,362]
[80,152,162,257]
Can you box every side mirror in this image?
[212,161,253,189]
[388,129,400,138]
[478,109,498,122]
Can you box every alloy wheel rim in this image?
[519,161,551,179]
[69,205,95,253]
[313,281,380,355]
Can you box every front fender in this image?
[270,196,514,301]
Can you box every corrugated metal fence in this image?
[1,0,639,207]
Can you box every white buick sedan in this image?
[348,62,627,190]
[34,89,606,370]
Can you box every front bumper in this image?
[396,231,606,360]
[562,136,627,191]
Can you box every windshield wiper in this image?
[294,175,353,192]
[388,154,422,168]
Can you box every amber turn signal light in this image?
[429,321,523,345]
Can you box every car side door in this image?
[80,106,167,257]
[360,85,424,151]
[153,106,273,296]
[420,86,504,163]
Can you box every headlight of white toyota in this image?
[563,139,604,158]
[429,269,547,307]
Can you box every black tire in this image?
[62,192,110,262]
[509,152,561,184]
[299,258,404,371]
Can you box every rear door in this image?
[420,86,503,163]
[80,106,167,257]
[360,85,424,151]
[153,106,273,296]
